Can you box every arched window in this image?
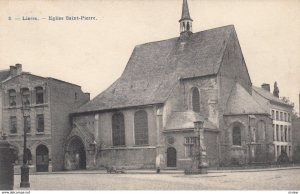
[134,110,148,145]
[257,120,266,141]
[35,87,44,104]
[232,126,241,145]
[8,89,16,106]
[112,112,125,146]
[21,88,30,105]
[191,87,200,112]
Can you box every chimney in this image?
[15,64,22,75]
[261,83,270,92]
[9,66,17,77]
[85,93,90,100]
[273,81,279,98]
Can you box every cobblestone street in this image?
[13,168,300,190]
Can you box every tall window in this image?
[276,111,279,120]
[191,87,200,112]
[276,125,279,141]
[35,87,44,104]
[280,112,283,121]
[257,121,266,141]
[232,126,241,146]
[24,116,31,133]
[280,125,283,141]
[134,110,148,145]
[37,114,44,133]
[271,110,274,119]
[184,137,197,157]
[9,89,16,106]
[112,112,125,146]
[10,116,17,134]
[21,88,30,105]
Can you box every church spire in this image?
[179,0,193,34]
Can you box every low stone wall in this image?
[96,147,156,169]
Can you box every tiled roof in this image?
[164,111,217,131]
[76,25,235,113]
[225,83,268,115]
[0,70,10,82]
[252,86,293,107]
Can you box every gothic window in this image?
[37,114,44,133]
[21,88,30,106]
[112,112,125,146]
[24,116,31,133]
[191,87,200,112]
[232,126,241,146]
[10,116,17,134]
[134,110,148,145]
[9,89,16,106]
[35,87,44,104]
[257,121,266,141]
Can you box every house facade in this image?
[64,0,274,170]
[0,64,89,172]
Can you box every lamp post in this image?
[20,103,30,188]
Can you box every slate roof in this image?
[225,83,268,115]
[164,111,217,131]
[252,86,293,107]
[0,70,10,82]
[76,25,235,113]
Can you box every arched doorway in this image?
[69,136,86,170]
[167,147,177,167]
[36,145,49,172]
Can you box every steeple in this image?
[179,0,193,34]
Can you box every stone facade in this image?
[0,64,89,172]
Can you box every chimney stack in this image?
[9,66,17,76]
[15,64,22,75]
[261,83,270,92]
[273,81,279,98]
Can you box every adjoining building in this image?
[65,0,276,170]
[0,64,89,172]
[292,94,300,162]
[252,83,294,162]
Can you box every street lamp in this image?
[20,102,30,188]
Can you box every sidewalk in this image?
[15,165,300,175]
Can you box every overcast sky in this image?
[0,0,299,113]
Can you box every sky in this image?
[0,0,299,113]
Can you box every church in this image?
[64,0,275,170]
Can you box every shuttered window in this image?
[192,88,200,112]
[134,110,148,145]
[112,112,125,146]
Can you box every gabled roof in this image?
[0,70,10,82]
[164,111,217,131]
[225,83,268,115]
[76,25,235,113]
[252,86,293,107]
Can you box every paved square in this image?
[12,169,300,190]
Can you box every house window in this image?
[24,116,31,133]
[273,124,275,141]
[21,88,30,105]
[9,89,16,106]
[35,87,44,104]
[232,126,241,146]
[36,114,44,133]
[280,125,283,141]
[271,110,274,119]
[134,110,148,145]
[276,111,279,120]
[280,112,283,121]
[184,137,197,157]
[284,112,287,122]
[112,112,125,146]
[284,126,287,142]
[10,116,17,134]
[276,125,279,141]
[191,87,200,112]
